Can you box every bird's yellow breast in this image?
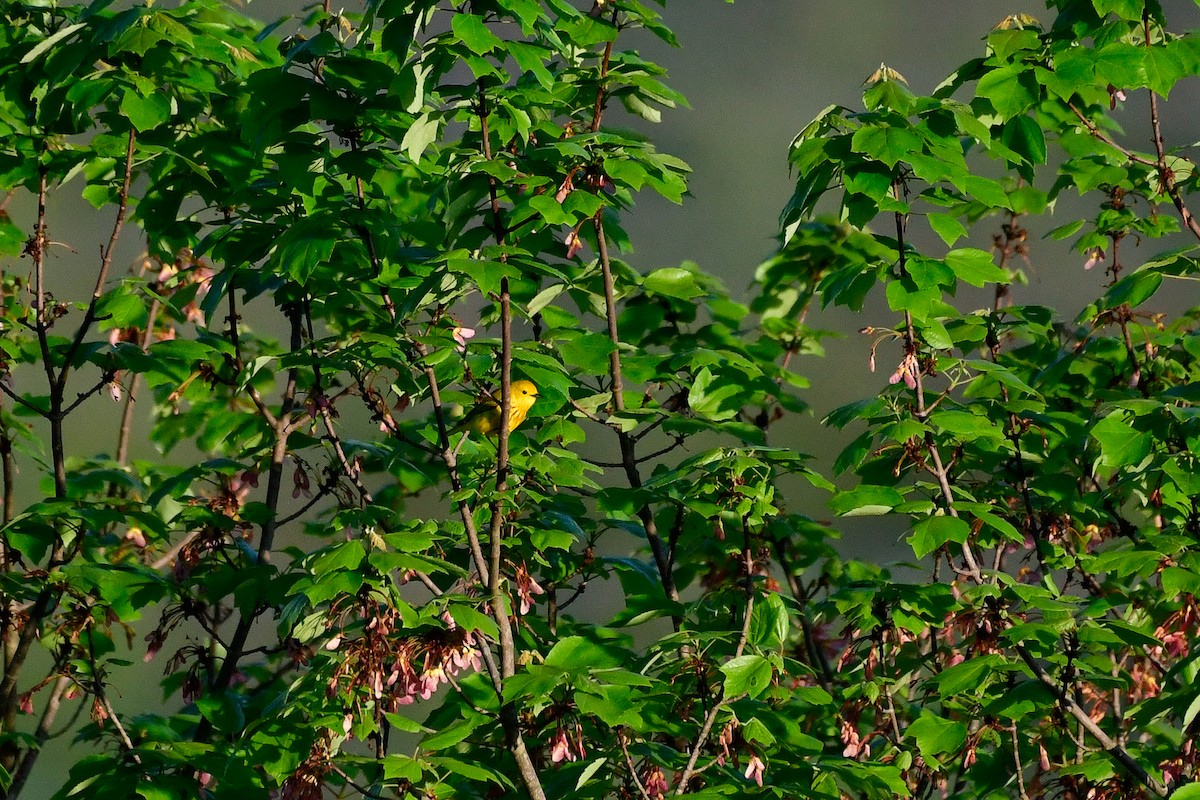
[455,380,538,436]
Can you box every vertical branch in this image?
[420,352,494,589]
[343,121,498,600]
[734,517,755,657]
[474,74,548,800]
[990,210,1025,313]
[28,166,66,499]
[347,132,397,321]
[985,215,1051,577]
[30,167,54,405]
[0,430,11,526]
[582,26,679,605]
[594,216,679,603]
[213,302,301,687]
[3,158,71,794]
[774,540,833,688]
[487,273,513,677]
[590,38,614,133]
[476,86,515,659]
[1010,724,1031,800]
[1144,11,1200,242]
[192,292,300,754]
[1100,230,1147,395]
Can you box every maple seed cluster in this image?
[325,603,483,719]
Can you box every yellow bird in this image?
[452,380,538,436]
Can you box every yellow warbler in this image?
[453,380,538,436]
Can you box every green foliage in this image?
[0,1,1199,799]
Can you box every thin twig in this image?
[0,380,43,416]
[595,215,679,605]
[1143,10,1200,242]
[116,291,161,465]
[890,200,984,583]
[7,674,70,795]
[1011,723,1031,800]
[62,372,117,415]
[59,129,137,383]
[619,733,654,800]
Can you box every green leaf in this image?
[574,758,608,792]
[1092,43,1146,90]
[120,91,172,132]
[1164,456,1200,494]
[931,410,1004,441]
[1161,567,1200,595]
[933,655,1010,696]
[451,13,503,55]
[829,485,905,516]
[422,720,477,752]
[927,213,967,246]
[976,63,1039,118]
[311,540,366,576]
[945,248,1009,287]
[576,685,644,727]
[984,682,1051,721]
[920,318,952,350]
[749,592,790,650]
[961,174,1011,208]
[447,604,500,640]
[719,655,773,699]
[863,76,917,114]
[1098,619,1161,649]
[1001,115,1047,167]
[642,267,704,300]
[1144,42,1187,97]
[20,22,87,64]
[402,113,440,161]
[909,516,970,559]
[688,367,743,422]
[906,714,967,765]
[1092,0,1144,20]
[850,124,924,168]
[969,360,1041,397]
[544,636,623,671]
[622,93,661,123]
[136,783,177,800]
[274,220,338,283]
[430,756,511,787]
[95,291,147,330]
[383,755,424,782]
[1104,270,1162,309]
[508,41,553,89]
[1091,412,1151,473]
[528,194,574,226]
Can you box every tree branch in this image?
[475,76,548,800]
[59,128,136,386]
